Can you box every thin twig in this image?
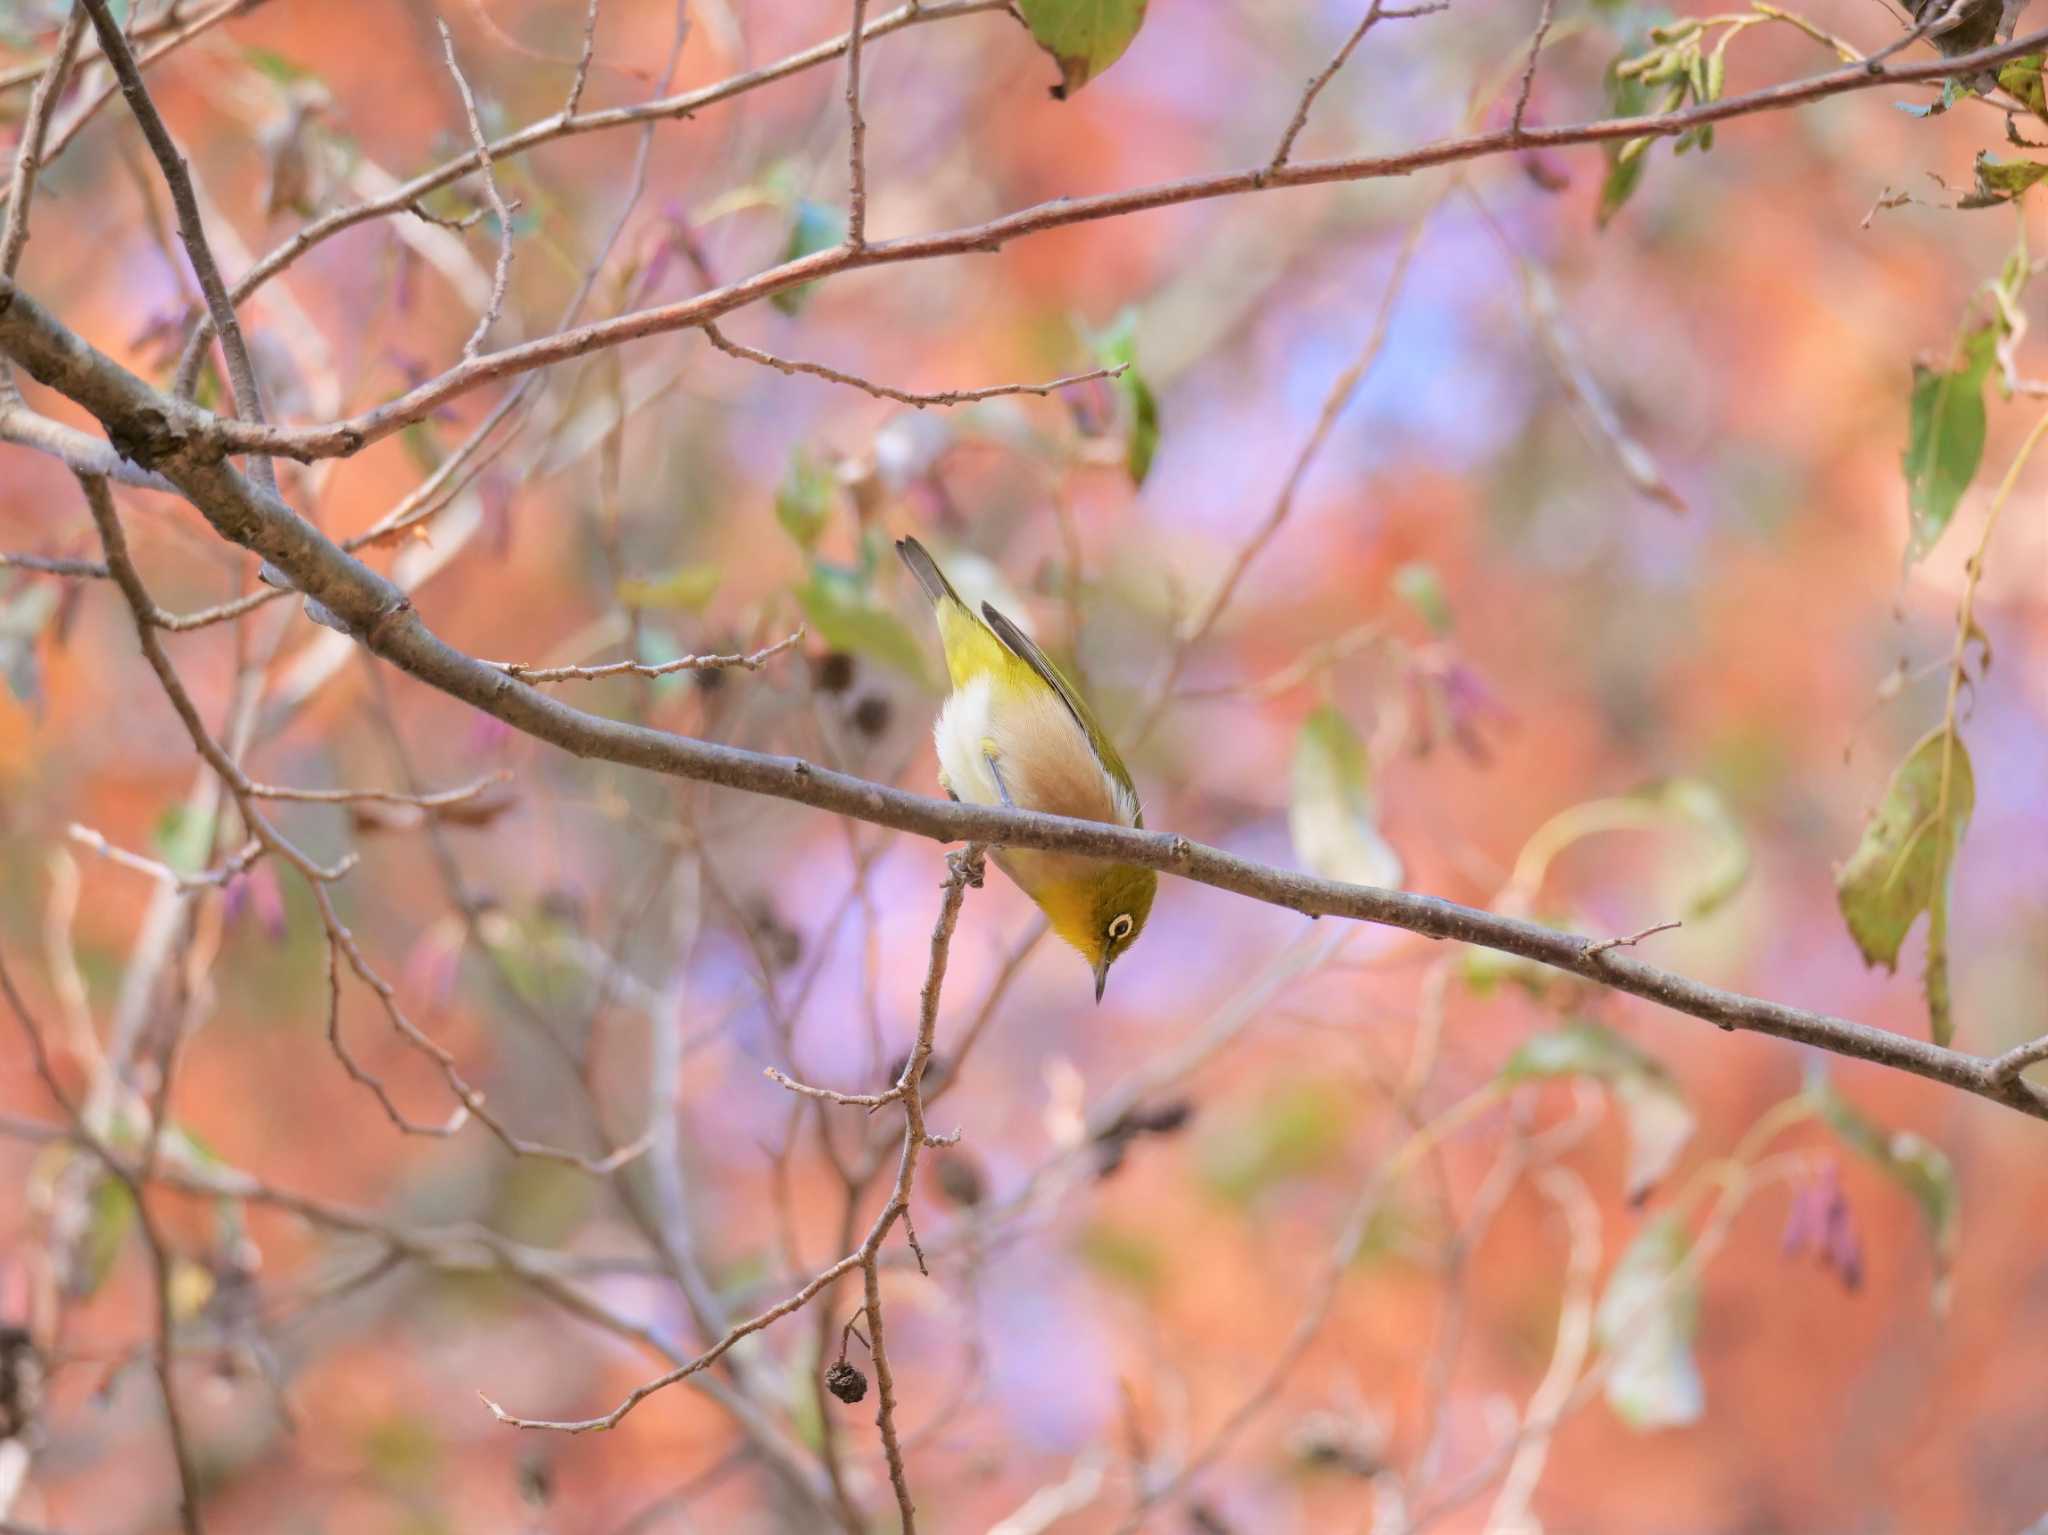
[0,945,206,1535]
[245,771,510,808]
[171,1,1008,375]
[1584,919,1683,959]
[1114,1084,1505,1530]
[95,15,2048,464]
[76,0,275,492]
[480,846,982,1492]
[1480,1166,1598,1535]
[492,629,802,682]
[565,0,603,116]
[437,20,516,361]
[1135,200,1434,741]
[66,823,262,891]
[1270,2,1450,170]
[703,321,1126,407]
[0,7,87,279]
[6,299,2048,1125]
[1510,0,1558,135]
[846,0,873,245]
[0,551,106,578]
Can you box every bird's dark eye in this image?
[1106,913,1133,943]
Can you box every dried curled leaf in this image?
[1834,729,1974,1044]
[1959,151,2048,209]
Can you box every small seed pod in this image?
[825,1360,868,1405]
[851,694,892,738]
[932,1149,985,1208]
[812,651,857,694]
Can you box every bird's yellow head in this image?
[1036,861,1158,1003]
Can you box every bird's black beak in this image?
[1093,956,1109,1005]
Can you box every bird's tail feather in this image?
[896,536,962,608]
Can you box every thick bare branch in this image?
[76,0,275,493]
[169,21,2048,464]
[175,0,1011,372]
[437,20,517,360]
[1,174,2044,1132]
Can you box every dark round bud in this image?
[812,651,857,694]
[932,1149,985,1208]
[825,1360,868,1405]
[1132,1098,1194,1136]
[537,886,586,929]
[851,694,892,738]
[693,664,727,693]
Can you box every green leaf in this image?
[153,803,217,878]
[1834,729,1974,1044]
[1091,309,1159,485]
[1596,1214,1703,1431]
[1503,1020,1694,1201]
[617,563,721,612]
[1392,562,1454,635]
[74,1175,136,1299]
[770,201,847,316]
[1289,706,1401,889]
[1903,325,1996,560]
[1960,150,2048,209]
[243,46,314,84]
[1597,28,1660,227]
[775,448,836,551]
[1809,1072,1959,1310]
[797,567,932,684]
[1017,0,1148,98]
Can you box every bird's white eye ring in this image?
[1107,913,1134,942]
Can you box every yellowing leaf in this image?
[1997,53,2048,120]
[776,448,835,550]
[1289,706,1401,889]
[1018,0,1148,98]
[1835,729,1974,1045]
[617,563,721,612]
[1597,1215,1703,1431]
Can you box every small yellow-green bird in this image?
[897,536,1156,1001]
